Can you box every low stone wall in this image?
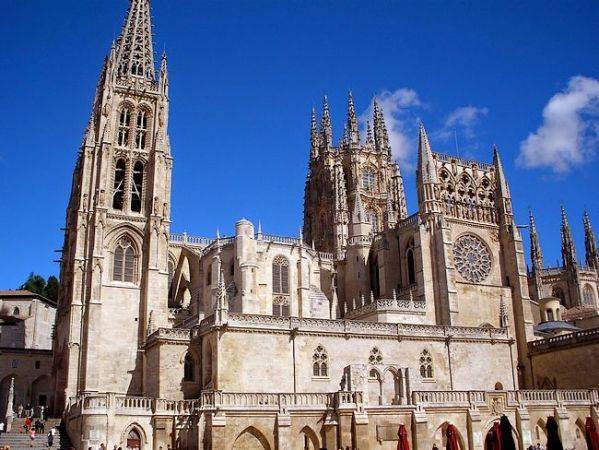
[63,389,599,450]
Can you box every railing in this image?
[169,232,214,247]
[412,390,485,406]
[259,234,302,245]
[434,152,493,171]
[344,296,426,319]
[399,213,419,229]
[528,327,599,354]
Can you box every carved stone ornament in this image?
[453,234,492,283]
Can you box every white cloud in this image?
[442,106,489,140]
[517,76,599,173]
[358,88,422,167]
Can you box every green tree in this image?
[20,272,46,296]
[44,276,59,302]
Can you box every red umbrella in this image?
[493,422,503,450]
[397,424,410,450]
[586,417,599,450]
[446,424,460,450]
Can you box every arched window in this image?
[206,266,212,286]
[130,161,144,213]
[113,236,136,283]
[419,350,434,379]
[366,209,379,232]
[272,256,289,294]
[369,347,383,364]
[272,297,290,317]
[546,309,554,321]
[362,168,376,191]
[312,345,328,377]
[117,108,131,147]
[168,260,175,301]
[135,110,148,150]
[552,286,566,305]
[126,428,142,450]
[183,353,194,381]
[13,307,20,316]
[583,284,595,306]
[494,382,504,390]
[407,248,416,285]
[112,159,126,210]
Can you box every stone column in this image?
[554,405,573,449]
[276,412,292,450]
[5,376,14,432]
[353,410,370,449]
[209,412,227,450]
[467,407,483,450]
[412,406,428,450]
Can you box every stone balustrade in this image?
[528,327,599,354]
[344,296,426,319]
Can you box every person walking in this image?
[0,420,5,437]
[48,430,54,448]
[29,427,36,447]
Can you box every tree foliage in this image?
[19,273,59,302]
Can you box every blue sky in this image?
[0,0,598,287]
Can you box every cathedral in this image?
[50,1,599,449]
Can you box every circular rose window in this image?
[453,234,491,283]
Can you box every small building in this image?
[0,290,56,417]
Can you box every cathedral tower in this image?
[53,0,172,411]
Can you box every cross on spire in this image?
[115,0,156,80]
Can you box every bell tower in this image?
[53,0,172,411]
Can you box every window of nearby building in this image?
[362,168,376,191]
[183,353,194,381]
[272,256,290,294]
[130,161,144,213]
[112,159,126,210]
[113,236,136,283]
[312,345,328,377]
[419,350,434,379]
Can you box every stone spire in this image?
[115,0,155,80]
[584,211,598,269]
[346,91,359,145]
[493,146,510,199]
[365,120,374,146]
[320,96,333,150]
[561,205,578,268]
[417,122,438,215]
[529,209,544,272]
[159,51,169,96]
[310,107,319,159]
[352,193,367,224]
[373,100,390,153]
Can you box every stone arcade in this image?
[51,1,599,449]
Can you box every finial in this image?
[347,91,359,144]
[320,95,332,149]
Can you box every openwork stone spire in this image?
[584,211,598,269]
[346,91,359,145]
[529,209,544,272]
[115,0,155,80]
[561,205,578,268]
[310,107,319,159]
[417,122,437,184]
[320,96,333,150]
[373,100,390,153]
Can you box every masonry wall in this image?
[530,341,599,388]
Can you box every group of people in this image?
[529,444,547,450]
[22,417,57,448]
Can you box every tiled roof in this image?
[0,289,57,306]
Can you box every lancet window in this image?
[135,110,149,150]
[183,353,194,381]
[312,345,328,377]
[113,236,136,283]
[272,256,290,294]
[419,350,434,379]
[362,168,376,191]
[112,159,126,210]
[118,108,131,147]
[583,284,595,306]
[130,161,144,213]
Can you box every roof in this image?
[0,290,57,307]
[536,320,579,334]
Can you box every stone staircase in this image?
[0,419,72,450]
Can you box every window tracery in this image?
[419,349,434,379]
[453,234,491,283]
[118,108,131,147]
[583,284,595,306]
[135,110,149,150]
[312,345,328,377]
[369,347,383,364]
[113,236,136,283]
[183,353,194,381]
[362,168,376,191]
[272,296,290,317]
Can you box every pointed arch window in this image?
[312,345,329,377]
[113,236,136,283]
[419,349,434,379]
[135,110,149,150]
[112,159,126,210]
[407,248,416,286]
[583,284,595,306]
[168,260,175,302]
[183,353,194,381]
[131,161,144,213]
[366,209,379,232]
[272,256,290,295]
[362,168,376,191]
[117,108,131,147]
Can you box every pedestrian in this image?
[24,416,31,432]
[40,420,45,434]
[48,431,54,448]
[100,443,107,450]
[29,428,36,447]
[0,420,4,437]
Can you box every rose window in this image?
[453,234,491,283]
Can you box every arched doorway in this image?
[299,426,320,450]
[484,418,520,450]
[126,427,143,450]
[232,426,271,450]
[434,422,466,450]
[31,375,53,411]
